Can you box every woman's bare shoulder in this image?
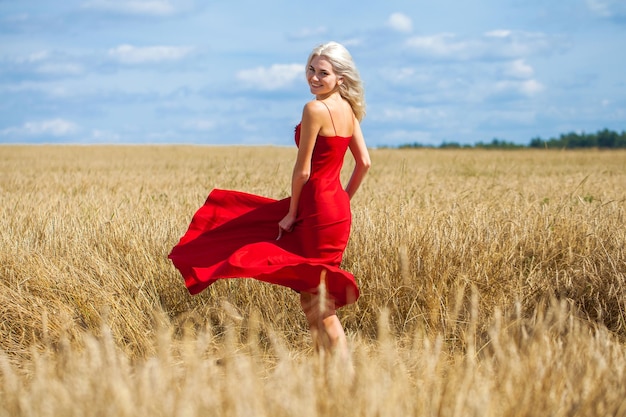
[303,99,327,114]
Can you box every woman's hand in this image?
[277,212,297,240]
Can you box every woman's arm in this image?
[277,101,324,238]
[344,118,371,199]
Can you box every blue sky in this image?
[0,0,624,146]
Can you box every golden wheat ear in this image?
[318,269,328,315]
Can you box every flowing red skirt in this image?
[168,189,359,307]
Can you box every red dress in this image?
[168,124,359,307]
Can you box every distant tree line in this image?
[397,128,626,149]
[529,129,626,149]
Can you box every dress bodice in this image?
[294,123,351,182]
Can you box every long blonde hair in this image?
[306,41,366,121]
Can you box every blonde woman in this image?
[169,41,370,359]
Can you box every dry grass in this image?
[1,145,625,416]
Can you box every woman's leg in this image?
[300,291,349,359]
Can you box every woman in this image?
[169,41,371,359]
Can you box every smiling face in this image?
[307,56,342,98]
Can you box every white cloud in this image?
[1,119,79,137]
[22,51,50,63]
[8,50,84,76]
[519,79,545,96]
[405,31,557,61]
[378,107,447,124]
[388,13,413,33]
[36,63,84,76]
[108,44,194,64]
[81,0,178,16]
[505,59,534,79]
[385,67,432,84]
[90,129,121,142]
[485,30,512,38]
[340,38,363,47]
[0,81,71,97]
[586,0,626,17]
[406,33,466,57]
[587,0,609,16]
[494,79,545,97]
[236,64,303,91]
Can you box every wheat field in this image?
[1,145,625,416]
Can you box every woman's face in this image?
[307,56,341,97]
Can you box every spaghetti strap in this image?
[320,101,337,136]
